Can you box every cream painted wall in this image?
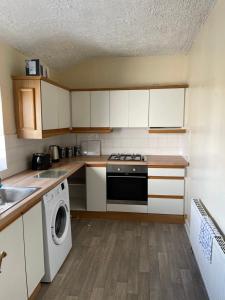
[57,55,188,88]
[0,41,59,135]
[0,41,62,178]
[187,0,225,233]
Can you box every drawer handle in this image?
[0,251,7,273]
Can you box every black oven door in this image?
[107,173,147,205]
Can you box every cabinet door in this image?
[128,90,149,127]
[86,167,106,211]
[149,88,185,128]
[91,91,110,127]
[23,202,44,297]
[148,197,184,215]
[71,92,90,127]
[58,88,71,129]
[41,81,59,130]
[110,91,129,127]
[0,217,27,300]
[148,179,184,196]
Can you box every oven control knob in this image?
[132,168,136,172]
[117,168,121,171]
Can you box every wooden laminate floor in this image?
[37,219,208,300]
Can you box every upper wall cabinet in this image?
[71,91,90,127]
[128,90,149,127]
[149,88,185,128]
[110,91,129,127]
[90,91,110,127]
[13,76,71,139]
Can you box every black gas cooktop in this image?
[108,153,146,162]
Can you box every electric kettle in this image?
[49,145,60,162]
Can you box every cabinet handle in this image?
[0,251,7,273]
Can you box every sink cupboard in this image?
[13,76,188,139]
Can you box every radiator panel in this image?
[190,199,225,300]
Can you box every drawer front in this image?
[148,168,185,177]
[148,179,184,196]
[148,198,184,215]
[107,204,147,213]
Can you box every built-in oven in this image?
[107,164,148,205]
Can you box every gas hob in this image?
[108,153,146,162]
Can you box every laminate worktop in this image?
[0,155,188,231]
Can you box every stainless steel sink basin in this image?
[34,169,68,179]
[0,186,39,214]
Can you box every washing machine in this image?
[42,179,72,282]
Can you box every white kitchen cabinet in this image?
[148,197,184,215]
[149,88,185,128]
[148,179,184,196]
[128,90,149,127]
[41,80,59,130]
[110,91,129,127]
[86,167,106,211]
[0,218,27,300]
[90,91,110,127]
[71,91,91,127]
[23,202,44,297]
[148,168,185,177]
[58,87,71,129]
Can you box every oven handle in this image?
[107,175,147,179]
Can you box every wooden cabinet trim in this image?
[70,83,188,91]
[148,176,184,180]
[71,127,112,133]
[148,128,187,134]
[42,128,71,138]
[71,210,185,224]
[12,76,70,91]
[148,195,184,199]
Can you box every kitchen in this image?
[0,0,224,299]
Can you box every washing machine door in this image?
[51,200,70,245]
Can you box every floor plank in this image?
[37,219,208,300]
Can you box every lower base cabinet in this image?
[23,202,44,297]
[86,167,106,211]
[0,217,27,300]
[0,202,44,300]
[148,197,184,215]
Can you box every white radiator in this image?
[190,199,225,300]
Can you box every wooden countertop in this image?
[0,155,188,231]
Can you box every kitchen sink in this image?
[0,186,39,214]
[34,169,68,179]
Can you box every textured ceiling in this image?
[0,0,216,69]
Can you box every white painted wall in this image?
[186,0,225,233]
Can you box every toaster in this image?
[32,153,52,170]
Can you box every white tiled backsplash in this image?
[0,134,70,179]
[0,129,188,179]
[70,128,188,156]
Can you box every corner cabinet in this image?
[13,76,71,139]
[0,202,44,300]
